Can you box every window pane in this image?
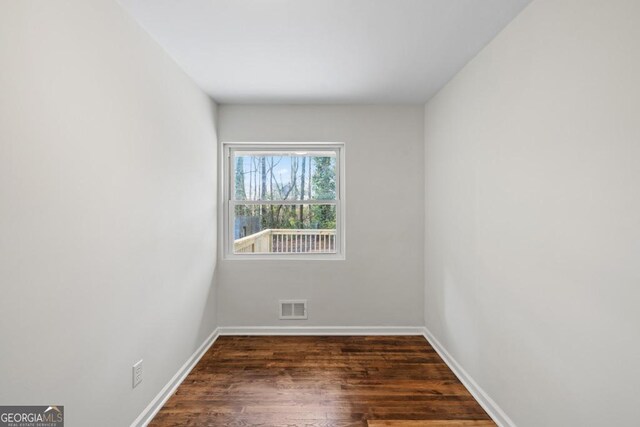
[233,151,336,201]
[234,204,337,254]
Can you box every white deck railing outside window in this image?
[234,229,336,254]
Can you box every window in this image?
[224,143,344,259]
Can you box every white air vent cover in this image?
[279,300,307,320]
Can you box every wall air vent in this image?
[279,300,307,320]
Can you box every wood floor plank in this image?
[368,422,496,427]
[149,336,495,426]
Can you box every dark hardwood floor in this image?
[149,336,494,427]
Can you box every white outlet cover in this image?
[132,359,143,388]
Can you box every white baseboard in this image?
[218,326,425,336]
[422,327,516,427]
[130,328,220,427]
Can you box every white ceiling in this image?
[119,0,531,104]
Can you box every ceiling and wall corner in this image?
[0,0,565,426]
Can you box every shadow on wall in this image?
[196,266,219,346]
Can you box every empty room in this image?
[1,0,639,426]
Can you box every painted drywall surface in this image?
[0,1,217,425]
[424,0,640,425]
[217,105,424,327]
[118,0,532,104]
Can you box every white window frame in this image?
[223,142,345,260]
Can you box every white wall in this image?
[424,0,640,426]
[0,1,218,425]
[217,105,424,327]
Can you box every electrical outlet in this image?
[132,359,143,388]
